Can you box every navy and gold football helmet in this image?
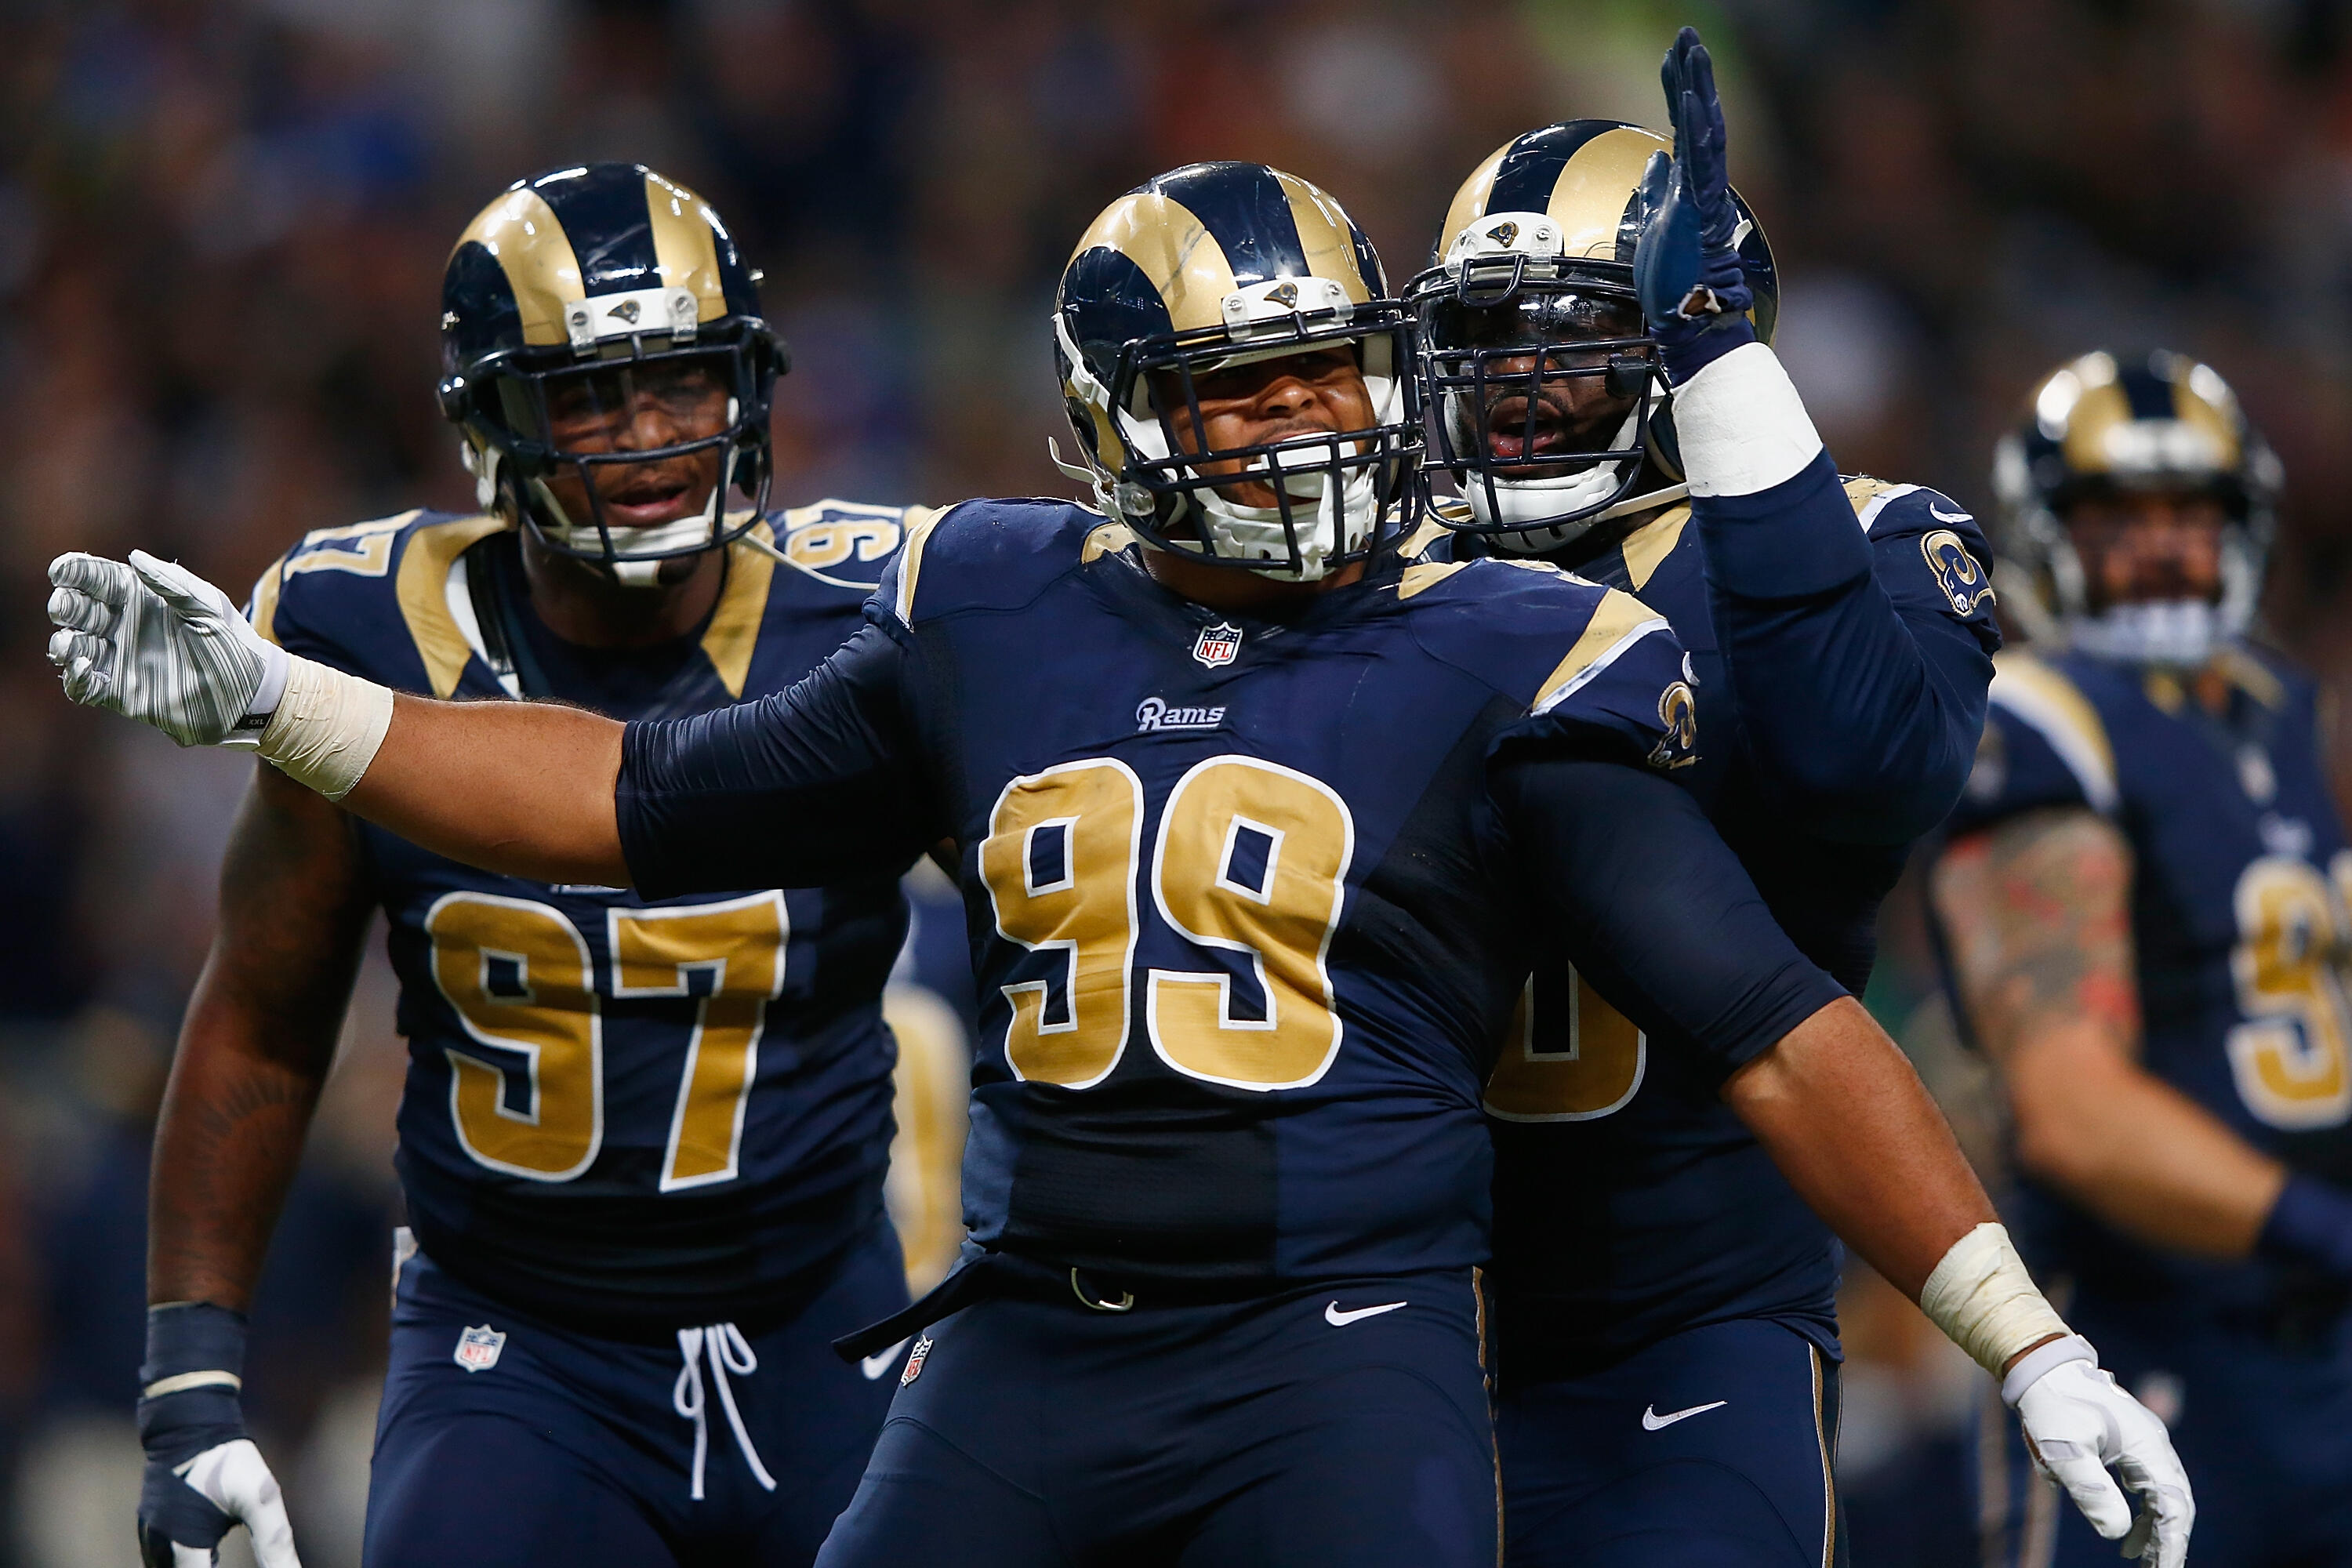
[1051,162,1419,581]
[1993,350,2281,663]
[1408,121,1777,553]
[437,163,786,585]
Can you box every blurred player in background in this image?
[49,153,2188,1567]
[1933,349,2352,1566]
[1412,32,2162,1566]
[123,162,953,1568]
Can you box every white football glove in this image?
[47,550,286,748]
[146,1439,303,1568]
[2009,1342,2193,1568]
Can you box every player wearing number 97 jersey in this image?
[1934,351,2352,1566]
[131,164,952,1568]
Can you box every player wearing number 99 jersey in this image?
[1933,351,2352,1566]
[131,164,951,1568]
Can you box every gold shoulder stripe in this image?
[701,516,779,699]
[895,508,947,627]
[1842,475,1896,510]
[1397,561,1471,601]
[1620,506,1689,593]
[2217,646,2286,710]
[247,556,288,646]
[1988,652,2118,812]
[641,170,728,327]
[1082,520,1138,562]
[1533,587,1671,715]
[1070,191,1236,333]
[395,514,508,697]
[1397,514,1452,562]
[452,187,582,350]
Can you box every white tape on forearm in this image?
[1918,1222,2074,1378]
[1671,340,1824,498]
[141,1369,243,1399]
[258,655,394,801]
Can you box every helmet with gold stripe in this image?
[1051,162,1420,582]
[1993,350,2281,665]
[437,163,786,586]
[1408,120,1777,554]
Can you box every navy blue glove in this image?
[2258,1173,2352,1282]
[1633,27,1756,383]
[137,1303,303,1567]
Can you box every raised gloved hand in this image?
[47,550,286,748]
[2005,1336,2194,1568]
[1632,27,1756,382]
[137,1303,303,1568]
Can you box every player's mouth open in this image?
[598,475,698,528]
[1484,398,1577,462]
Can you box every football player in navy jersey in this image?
[100,163,953,1568]
[1933,350,2352,1566]
[50,158,2186,1568]
[1410,33,2169,1566]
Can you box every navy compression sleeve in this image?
[1692,452,1994,844]
[617,623,943,898]
[1495,753,1848,1075]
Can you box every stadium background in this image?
[2,0,2346,1561]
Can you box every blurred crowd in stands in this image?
[6,0,2351,1561]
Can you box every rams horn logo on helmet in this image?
[1486,221,1519,247]
[1266,281,1299,308]
[607,298,642,324]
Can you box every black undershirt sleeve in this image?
[1493,753,1849,1077]
[616,622,945,898]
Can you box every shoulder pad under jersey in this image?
[1394,556,1691,768]
[878,496,1123,628]
[1951,648,2117,829]
[249,508,505,695]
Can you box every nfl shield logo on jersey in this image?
[453,1323,506,1373]
[1192,622,1243,668]
[900,1334,933,1388]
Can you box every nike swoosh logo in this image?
[1642,1399,1728,1430]
[860,1339,911,1381]
[1928,505,1974,524]
[1325,1300,1407,1327]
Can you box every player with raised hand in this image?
[56,158,2125,1566]
[1935,351,2352,1566]
[100,163,947,1568]
[1410,28,2190,1566]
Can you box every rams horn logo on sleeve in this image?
[1921,530,1995,617]
[1648,681,1698,771]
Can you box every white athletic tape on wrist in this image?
[258,656,394,802]
[1918,1221,2075,1378]
[1998,1332,2097,1408]
[1671,340,1824,498]
[141,1370,243,1399]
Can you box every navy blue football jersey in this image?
[252,499,930,1329]
[1944,643,2352,1322]
[1427,471,2002,1374]
[616,499,1855,1291]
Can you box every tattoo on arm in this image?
[1933,808,2140,1063]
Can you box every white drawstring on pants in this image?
[673,1323,777,1500]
